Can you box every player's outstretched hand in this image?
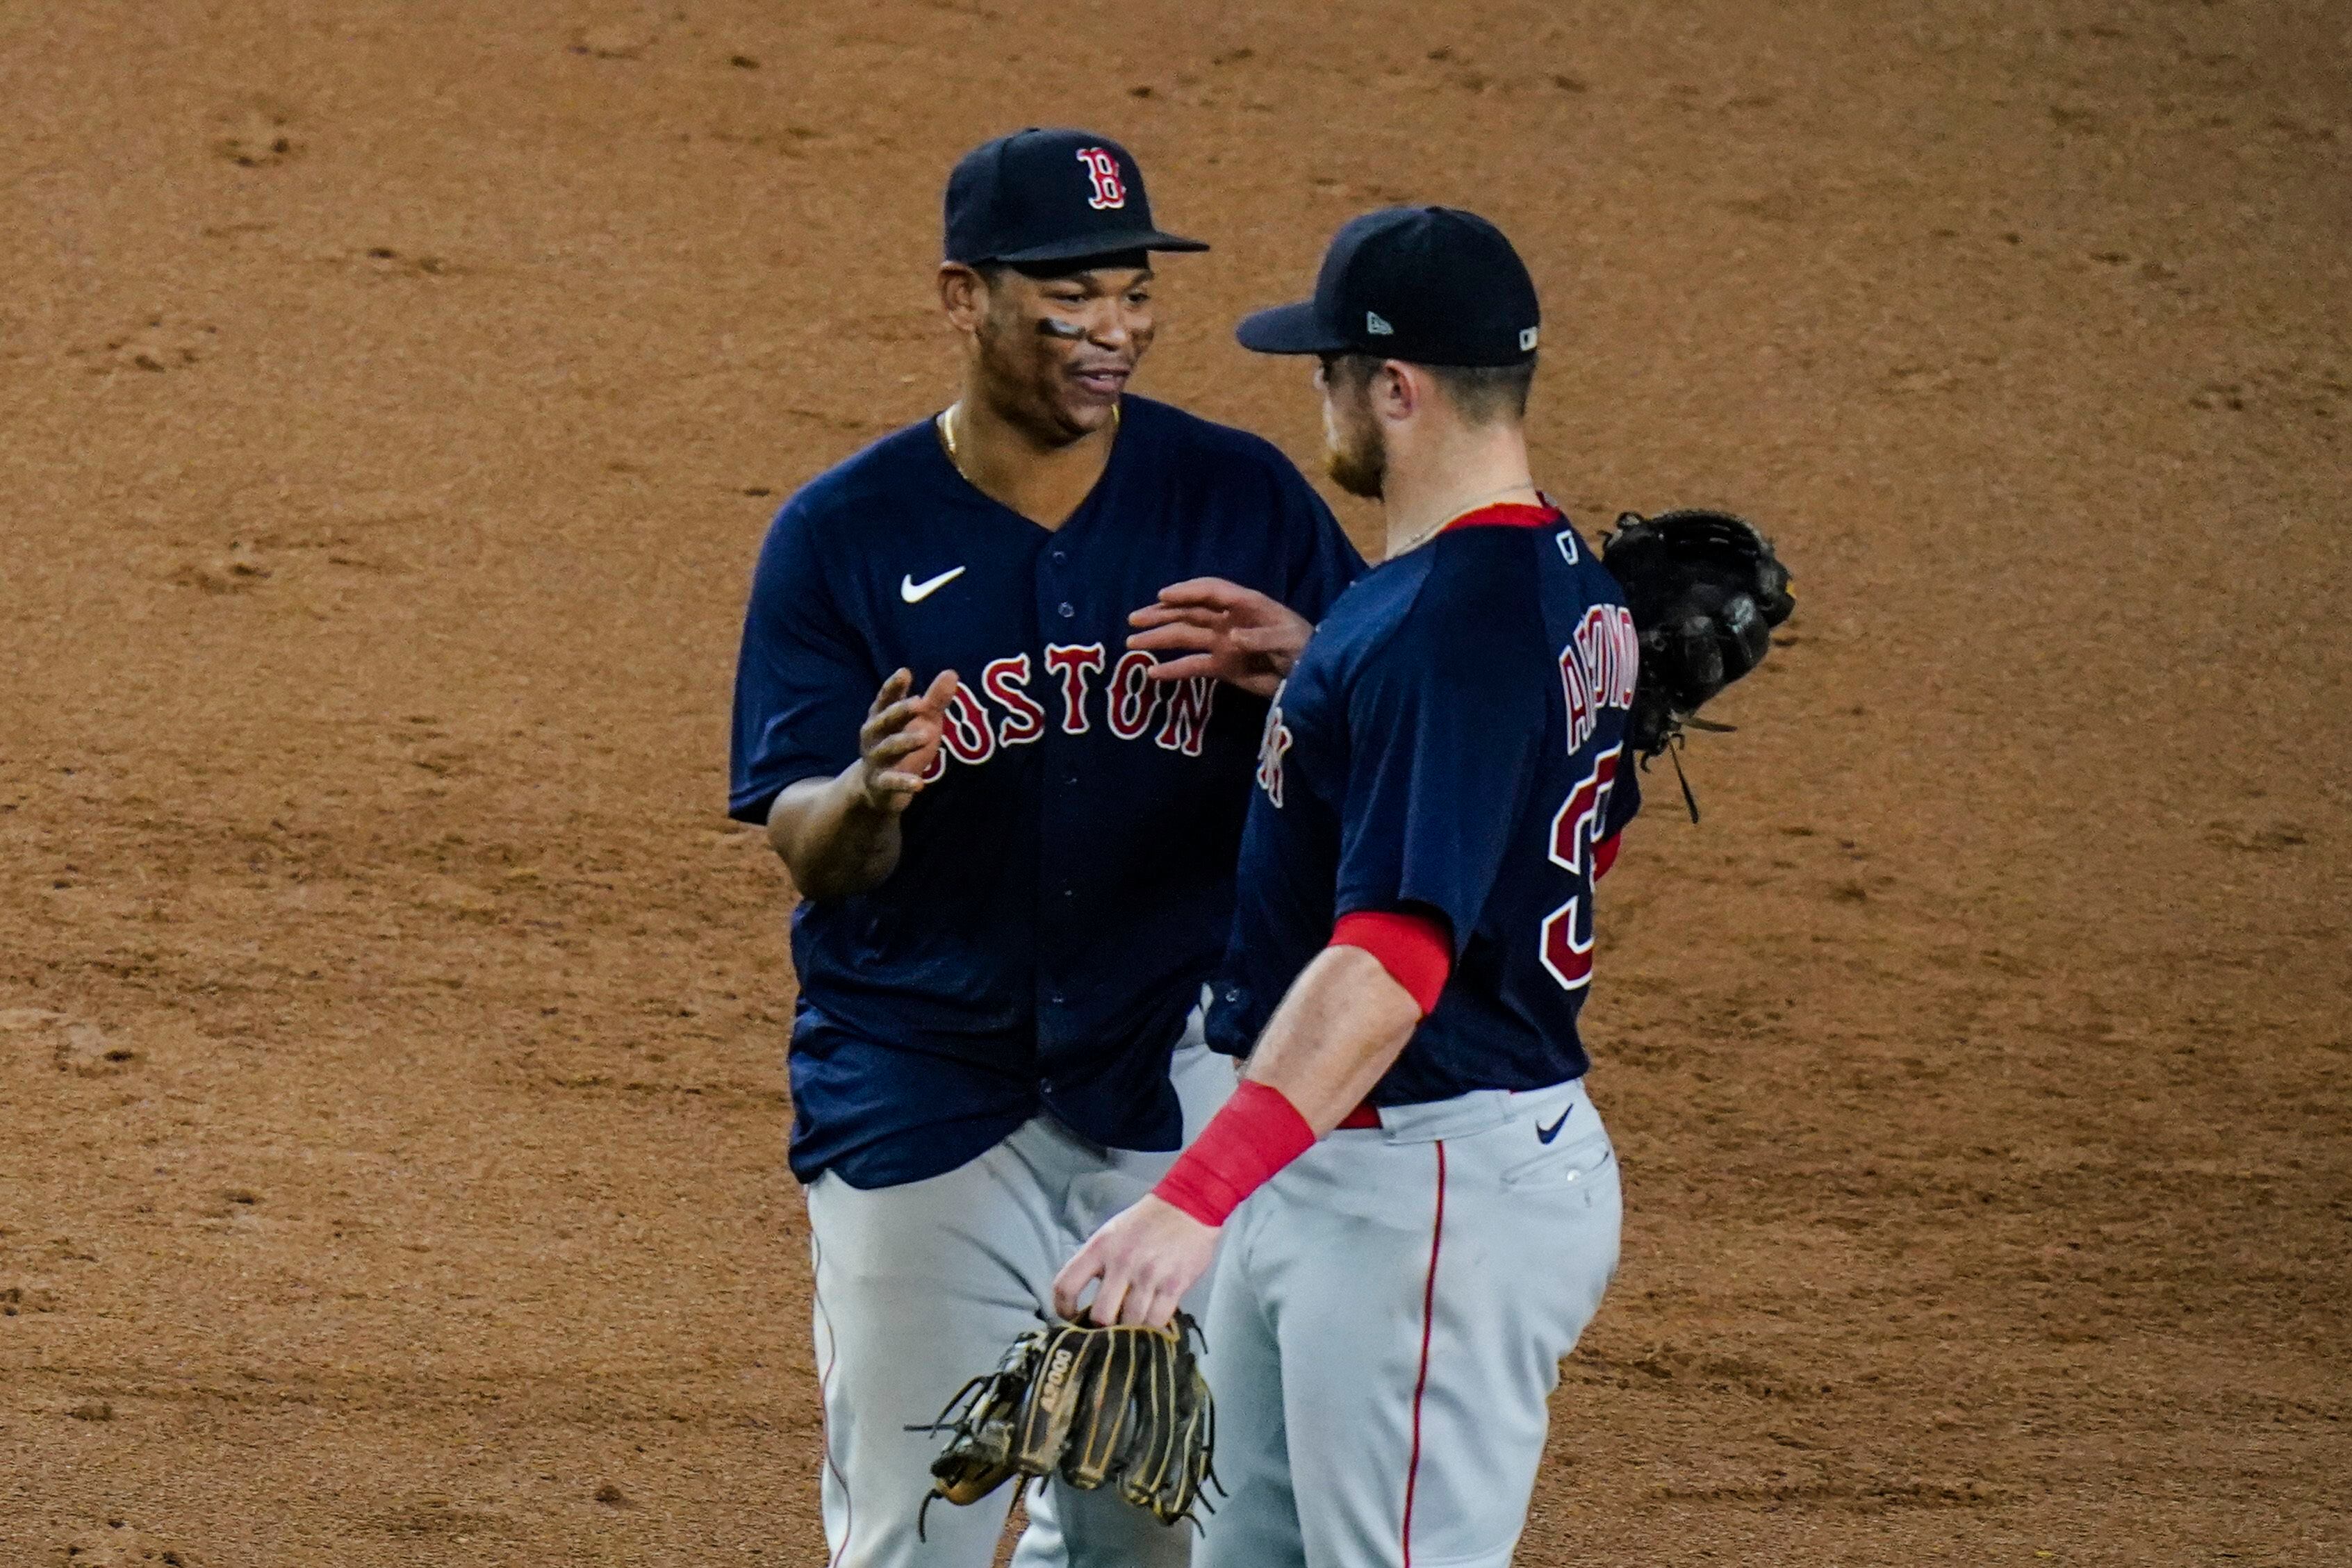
[1051,1194,1220,1329]
[856,668,955,813]
[1129,578,1312,698]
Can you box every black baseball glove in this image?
[913,1314,1217,1536]
[1600,509,1795,761]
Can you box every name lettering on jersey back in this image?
[1560,604,1640,751]
[930,643,1218,775]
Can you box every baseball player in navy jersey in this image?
[727,129,1363,1568]
[1055,208,1640,1567]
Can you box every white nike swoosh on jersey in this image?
[900,566,966,604]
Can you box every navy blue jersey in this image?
[730,396,1363,1188]
[1208,505,1641,1101]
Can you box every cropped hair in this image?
[1326,352,1536,426]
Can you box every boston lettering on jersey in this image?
[1212,503,1641,1102]
[730,395,1363,1189]
[921,643,1220,775]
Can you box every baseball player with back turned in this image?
[727,131,1363,1567]
[1056,208,1640,1567]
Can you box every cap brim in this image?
[1234,300,1353,356]
[990,228,1210,264]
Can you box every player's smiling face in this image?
[973,263,1156,443]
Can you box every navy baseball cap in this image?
[1236,206,1540,368]
[944,129,1209,267]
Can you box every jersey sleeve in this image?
[727,500,875,824]
[1271,461,1366,620]
[1331,596,1547,957]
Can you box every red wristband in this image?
[1153,1080,1317,1228]
[1330,909,1452,1015]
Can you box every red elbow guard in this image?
[1330,909,1452,1015]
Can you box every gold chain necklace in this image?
[937,400,1120,484]
[1391,480,1543,557]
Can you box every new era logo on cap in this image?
[1519,326,1540,351]
[1366,311,1394,336]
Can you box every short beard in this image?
[1324,409,1385,500]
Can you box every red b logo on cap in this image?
[1076,147,1127,211]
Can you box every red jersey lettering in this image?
[1105,650,1161,740]
[939,682,998,766]
[1152,674,1217,757]
[982,654,1047,746]
[1044,643,1106,734]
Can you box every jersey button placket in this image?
[1037,546,1079,1043]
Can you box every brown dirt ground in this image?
[4,1,2347,1564]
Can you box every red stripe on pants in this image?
[813,1246,855,1568]
[1401,1140,1447,1565]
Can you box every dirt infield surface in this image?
[4,1,2346,1563]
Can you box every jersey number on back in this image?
[1540,743,1621,991]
